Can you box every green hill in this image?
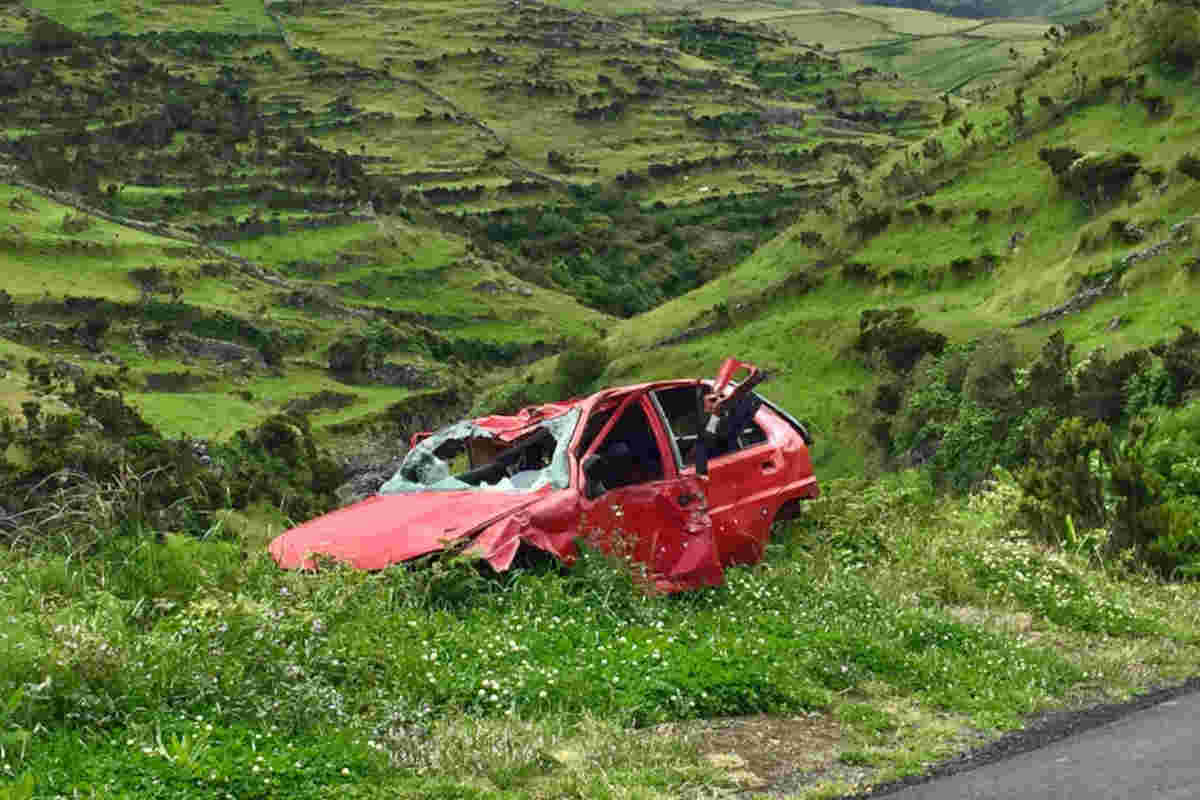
[3,1,1200,798]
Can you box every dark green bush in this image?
[1075,348,1151,423]
[1140,0,1200,70]
[1038,146,1083,176]
[554,338,610,396]
[1017,412,1200,577]
[962,334,1022,415]
[2,370,341,553]
[1178,153,1200,181]
[855,308,947,373]
[1150,325,1200,399]
[1024,331,1074,415]
[1017,417,1113,539]
[29,16,82,52]
[1059,151,1143,208]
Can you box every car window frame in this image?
[651,383,774,472]
[648,389,688,472]
[576,390,679,494]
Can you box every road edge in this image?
[840,675,1200,799]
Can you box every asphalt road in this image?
[882,687,1200,800]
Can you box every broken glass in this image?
[378,408,581,494]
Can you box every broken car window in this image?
[583,400,665,493]
[379,408,581,494]
[654,384,767,466]
[653,385,703,466]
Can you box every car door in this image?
[577,392,722,590]
[698,408,782,566]
[651,378,782,567]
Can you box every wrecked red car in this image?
[269,358,819,591]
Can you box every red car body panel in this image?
[268,358,819,591]
[269,491,547,570]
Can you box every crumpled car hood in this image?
[269,491,544,570]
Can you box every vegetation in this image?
[5,469,1199,797]
[3,0,1200,796]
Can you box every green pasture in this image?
[31,0,278,36]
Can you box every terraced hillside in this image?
[537,6,1200,486]
[573,2,1061,94]
[0,0,950,440]
[4,2,1200,798]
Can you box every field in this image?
[0,0,953,440]
[542,0,1082,94]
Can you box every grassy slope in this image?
[580,20,1199,479]
[557,0,1056,94]
[0,0,939,438]
[5,464,1200,798]
[0,180,607,438]
[5,4,1200,800]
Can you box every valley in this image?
[2,0,1200,797]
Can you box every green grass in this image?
[31,0,278,36]
[4,473,1198,797]
[4,2,1200,797]
[579,19,1200,481]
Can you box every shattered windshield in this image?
[379,408,581,494]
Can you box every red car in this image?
[270,358,819,591]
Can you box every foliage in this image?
[1139,0,1200,70]
[1016,413,1200,577]
[1,365,340,554]
[1,479,1102,757]
[855,308,948,374]
[552,338,610,397]
[28,16,83,52]
[847,209,894,241]
[1047,150,1143,209]
[1017,417,1113,536]
[1150,325,1200,399]
[1178,153,1200,181]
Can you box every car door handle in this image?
[677,493,698,507]
[761,460,777,471]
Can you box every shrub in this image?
[2,371,341,553]
[554,338,610,396]
[847,209,893,240]
[1024,331,1074,415]
[29,16,82,52]
[1017,411,1200,577]
[1075,348,1150,423]
[1057,151,1143,208]
[1150,325,1200,399]
[950,256,975,279]
[1017,417,1112,539]
[855,308,947,373]
[1126,361,1175,416]
[962,334,1021,416]
[1140,0,1200,70]
[1038,146,1083,176]
[327,334,370,380]
[1178,153,1200,181]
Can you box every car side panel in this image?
[695,407,818,566]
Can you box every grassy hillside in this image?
[4,0,1200,798]
[0,0,954,442]
[546,0,1063,93]
[568,5,1199,479]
